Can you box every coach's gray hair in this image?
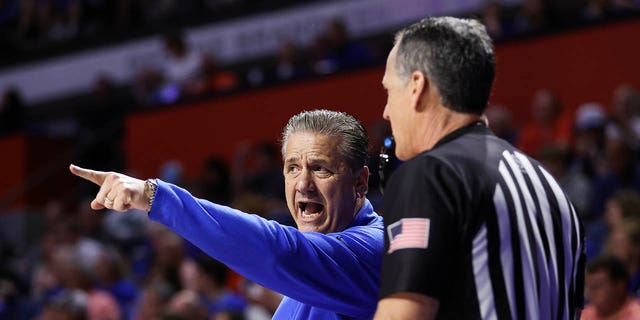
[394,16,495,114]
[281,109,369,171]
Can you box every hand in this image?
[69,164,149,211]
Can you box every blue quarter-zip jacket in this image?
[148,180,384,319]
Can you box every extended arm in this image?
[151,180,381,317]
[69,165,382,318]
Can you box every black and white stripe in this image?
[472,150,584,320]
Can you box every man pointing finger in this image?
[70,109,384,319]
[70,165,149,211]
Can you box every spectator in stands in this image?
[585,189,640,260]
[0,0,18,28]
[198,157,232,205]
[232,140,285,200]
[161,30,206,101]
[17,0,81,42]
[606,83,640,150]
[583,0,615,21]
[45,244,121,320]
[537,143,593,219]
[310,18,374,75]
[573,102,607,179]
[583,0,639,21]
[99,195,150,283]
[604,219,640,297]
[75,197,109,243]
[131,281,173,320]
[69,109,383,319]
[213,310,246,320]
[131,67,165,107]
[192,254,246,316]
[94,246,139,319]
[0,0,18,61]
[240,280,282,320]
[45,0,81,42]
[308,33,337,76]
[163,289,209,320]
[38,289,88,320]
[271,41,309,82]
[28,219,103,308]
[248,40,310,87]
[145,224,185,294]
[17,0,44,39]
[613,0,640,9]
[158,159,184,186]
[591,134,640,218]
[513,0,550,33]
[201,53,239,94]
[231,141,291,225]
[0,251,30,320]
[517,88,573,156]
[480,1,512,39]
[582,255,640,319]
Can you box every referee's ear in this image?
[410,70,428,112]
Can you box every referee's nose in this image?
[382,103,390,121]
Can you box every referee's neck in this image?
[414,106,481,154]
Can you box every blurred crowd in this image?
[477,0,640,40]
[0,14,379,140]
[0,0,639,134]
[1,0,640,137]
[1,1,640,319]
[130,17,376,109]
[0,0,322,65]
[0,139,294,320]
[0,0,638,61]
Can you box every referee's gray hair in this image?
[281,109,369,171]
[394,16,495,115]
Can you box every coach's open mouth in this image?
[298,201,324,221]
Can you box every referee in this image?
[374,17,585,320]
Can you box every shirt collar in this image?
[432,120,488,150]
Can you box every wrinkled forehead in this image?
[284,132,341,158]
[283,132,355,173]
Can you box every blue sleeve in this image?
[148,180,382,318]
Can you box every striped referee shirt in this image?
[379,121,585,319]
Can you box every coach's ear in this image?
[355,166,370,198]
[410,70,428,112]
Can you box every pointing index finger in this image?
[69,164,107,186]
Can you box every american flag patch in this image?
[387,218,430,253]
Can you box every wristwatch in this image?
[144,179,157,212]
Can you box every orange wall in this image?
[125,68,387,179]
[126,19,640,180]
[491,19,640,124]
[0,134,26,208]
